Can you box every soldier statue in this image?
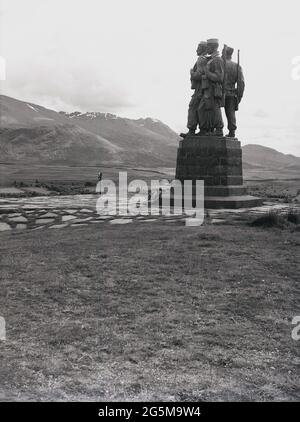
[197,38,225,136]
[181,39,245,139]
[222,46,245,138]
[181,41,207,138]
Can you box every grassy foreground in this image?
[0,221,299,401]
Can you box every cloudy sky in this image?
[0,0,300,154]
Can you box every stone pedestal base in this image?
[175,136,262,209]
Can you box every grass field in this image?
[0,220,299,401]
[0,163,174,197]
[1,163,299,204]
[0,163,171,187]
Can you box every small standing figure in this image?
[222,46,245,138]
[96,170,103,194]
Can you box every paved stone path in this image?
[0,194,299,233]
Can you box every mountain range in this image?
[0,95,299,179]
[0,95,178,167]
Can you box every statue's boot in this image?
[213,129,224,137]
[195,129,208,136]
[180,129,196,138]
[226,131,236,138]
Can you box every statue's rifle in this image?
[235,49,240,111]
[221,44,227,107]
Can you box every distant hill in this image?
[0,95,69,127]
[242,144,300,180]
[0,95,299,180]
[242,144,300,168]
[0,95,179,166]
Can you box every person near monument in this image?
[96,170,103,194]
[181,41,208,137]
[222,46,245,138]
[197,38,225,136]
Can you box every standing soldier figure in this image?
[181,41,207,138]
[223,46,245,138]
[198,38,225,136]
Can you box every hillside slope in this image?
[1,95,299,178]
[0,95,178,166]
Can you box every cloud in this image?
[1,0,300,154]
[4,50,135,113]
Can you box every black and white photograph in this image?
[0,0,299,412]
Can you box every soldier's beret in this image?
[199,41,207,45]
[207,38,219,44]
[226,46,234,55]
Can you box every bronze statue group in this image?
[181,38,245,139]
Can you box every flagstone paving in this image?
[110,219,133,225]
[40,212,57,218]
[15,224,27,230]
[0,194,298,234]
[0,222,11,231]
[8,216,28,223]
[62,215,77,222]
[49,224,69,229]
[71,217,93,224]
[35,218,55,225]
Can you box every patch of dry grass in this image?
[250,209,300,229]
[0,222,299,401]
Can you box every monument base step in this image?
[155,191,263,210]
[204,195,263,209]
[205,185,247,197]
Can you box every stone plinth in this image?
[175,136,262,209]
